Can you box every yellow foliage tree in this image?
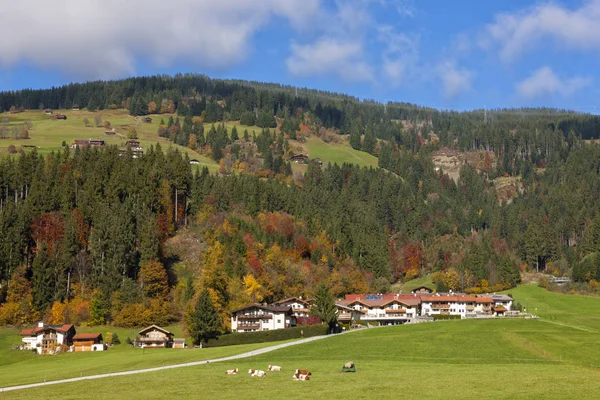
[49,301,68,324]
[147,101,157,114]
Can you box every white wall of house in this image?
[231,308,290,332]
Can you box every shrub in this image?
[112,332,121,345]
[432,315,461,321]
[204,325,328,348]
[7,145,17,154]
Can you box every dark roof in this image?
[73,333,102,340]
[271,297,311,306]
[231,303,291,314]
[412,285,433,292]
[138,325,173,336]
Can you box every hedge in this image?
[204,324,329,347]
[432,315,461,321]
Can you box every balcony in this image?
[362,313,411,320]
[238,314,272,320]
[42,334,57,341]
[430,303,450,310]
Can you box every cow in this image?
[225,368,238,375]
[248,369,266,377]
[293,373,310,381]
[267,365,281,371]
[294,369,312,376]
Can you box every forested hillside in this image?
[1,74,600,329]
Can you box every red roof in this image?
[476,297,494,304]
[493,307,507,312]
[19,324,74,336]
[73,333,102,340]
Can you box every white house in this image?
[19,322,76,354]
[490,294,514,310]
[271,297,312,318]
[339,295,422,325]
[231,304,296,333]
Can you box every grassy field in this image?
[2,285,599,399]
[393,275,435,293]
[0,110,218,171]
[0,324,289,387]
[301,136,379,168]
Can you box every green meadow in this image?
[0,110,218,171]
[2,285,600,399]
[303,136,379,168]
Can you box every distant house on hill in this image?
[105,130,116,135]
[125,139,141,149]
[44,109,53,115]
[137,325,174,348]
[72,333,105,352]
[55,114,67,120]
[142,117,152,123]
[271,297,312,318]
[290,153,309,164]
[19,322,76,354]
[189,159,200,165]
[72,104,80,111]
[411,286,433,294]
[71,139,105,149]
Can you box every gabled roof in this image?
[493,307,508,312]
[231,303,291,314]
[19,324,75,336]
[138,325,173,336]
[271,297,312,307]
[73,333,102,340]
[475,297,494,304]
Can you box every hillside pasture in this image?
[0,110,218,171]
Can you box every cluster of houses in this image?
[289,153,323,166]
[230,287,516,333]
[18,323,185,355]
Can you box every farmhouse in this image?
[412,285,434,294]
[44,109,53,115]
[339,294,422,325]
[19,322,76,354]
[137,325,174,348]
[55,114,67,120]
[105,130,116,135]
[142,117,153,123]
[71,139,105,148]
[336,303,365,323]
[189,159,201,165]
[231,304,296,333]
[290,153,309,163]
[72,104,80,111]
[125,139,141,149]
[72,333,105,352]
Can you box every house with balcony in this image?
[271,297,312,318]
[339,294,422,325]
[231,304,296,333]
[336,303,364,324]
[19,322,76,354]
[137,325,174,347]
[490,294,514,310]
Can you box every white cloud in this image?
[516,67,592,99]
[0,0,320,79]
[483,0,600,61]
[378,26,419,85]
[437,61,473,99]
[286,39,374,82]
[285,0,375,83]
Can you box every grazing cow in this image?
[248,369,266,377]
[226,368,238,375]
[294,369,312,376]
[268,365,281,371]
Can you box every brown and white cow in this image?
[294,369,312,376]
[293,373,311,381]
[267,365,281,371]
[248,369,266,377]
[225,368,238,375]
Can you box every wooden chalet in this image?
[137,325,174,348]
[72,332,105,352]
[189,159,200,165]
[55,114,67,120]
[412,286,434,294]
[72,104,80,111]
[172,338,186,349]
[44,109,53,115]
[142,117,152,123]
[125,139,141,148]
[71,139,105,148]
[105,130,116,135]
[290,153,309,164]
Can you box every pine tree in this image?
[231,125,239,141]
[363,126,376,154]
[311,282,338,334]
[188,288,220,346]
[350,128,361,150]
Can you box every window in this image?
[277,319,281,324]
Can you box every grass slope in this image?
[0,110,218,171]
[2,285,600,399]
[303,136,378,168]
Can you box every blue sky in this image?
[1,0,600,112]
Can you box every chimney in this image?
[38,321,44,328]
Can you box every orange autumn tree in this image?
[0,266,39,325]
